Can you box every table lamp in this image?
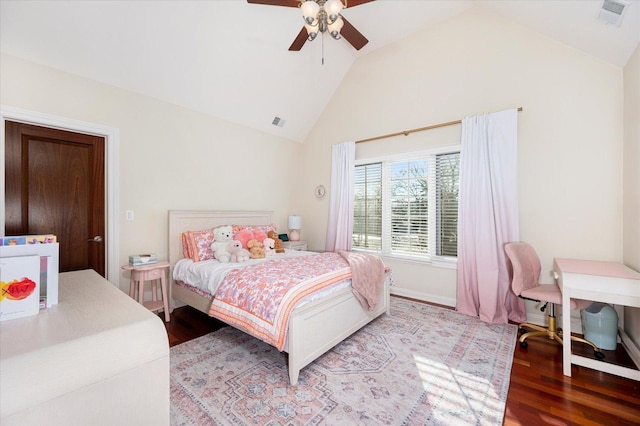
[288,215,302,242]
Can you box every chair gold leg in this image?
[517,311,605,360]
[552,333,564,345]
[520,330,548,343]
[518,322,547,334]
[571,335,601,352]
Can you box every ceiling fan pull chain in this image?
[322,31,325,65]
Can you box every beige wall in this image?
[295,7,625,314]
[623,44,640,346]
[0,6,634,326]
[0,54,301,293]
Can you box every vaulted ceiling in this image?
[1,0,638,143]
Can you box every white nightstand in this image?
[282,240,307,251]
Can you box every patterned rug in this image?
[170,297,517,425]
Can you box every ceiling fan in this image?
[247,0,374,51]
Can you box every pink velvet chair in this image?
[505,242,604,359]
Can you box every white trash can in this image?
[582,303,618,350]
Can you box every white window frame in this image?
[354,144,460,269]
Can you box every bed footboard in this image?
[285,272,390,385]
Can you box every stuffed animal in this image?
[268,230,285,254]
[247,239,265,259]
[263,237,276,256]
[211,225,234,263]
[227,240,250,263]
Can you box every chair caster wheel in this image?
[519,328,527,335]
[520,341,528,348]
[595,351,605,360]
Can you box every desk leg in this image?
[562,290,572,376]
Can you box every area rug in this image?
[170,297,517,425]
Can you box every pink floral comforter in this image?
[208,252,351,351]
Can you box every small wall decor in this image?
[315,185,326,199]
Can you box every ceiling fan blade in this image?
[344,0,375,8]
[247,0,299,7]
[340,17,368,50]
[289,27,308,51]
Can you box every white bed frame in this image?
[168,210,390,385]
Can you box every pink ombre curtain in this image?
[325,141,355,252]
[456,109,527,324]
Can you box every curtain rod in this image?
[355,107,523,144]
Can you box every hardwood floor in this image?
[161,301,640,425]
[505,335,639,425]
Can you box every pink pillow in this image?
[234,228,269,249]
[181,233,190,259]
[253,230,267,242]
[232,224,277,236]
[182,229,215,262]
[234,228,254,250]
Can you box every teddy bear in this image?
[211,225,234,263]
[268,230,285,254]
[263,237,276,256]
[247,239,265,259]
[226,240,250,263]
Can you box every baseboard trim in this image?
[390,287,456,308]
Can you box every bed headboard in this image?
[168,210,273,273]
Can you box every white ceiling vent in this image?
[597,0,629,26]
[272,116,286,128]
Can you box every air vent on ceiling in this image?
[598,0,629,26]
[272,117,286,128]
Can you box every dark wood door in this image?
[4,121,106,276]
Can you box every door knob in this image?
[88,236,103,243]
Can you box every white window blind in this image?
[353,147,459,262]
[353,163,382,250]
[386,158,430,256]
[436,152,459,257]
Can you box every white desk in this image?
[554,258,640,380]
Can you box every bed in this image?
[168,210,390,385]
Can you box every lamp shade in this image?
[304,22,318,39]
[324,0,343,22]
[288,215,302,230]
[328,16,343,38]
[301,0,320,25]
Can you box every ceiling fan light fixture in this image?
[248,0,370,52]
[301,0,320,25]
[328,16,343,39]
[324,0,344,24]
[305,22,319,40]
[304,20,318,37]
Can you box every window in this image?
[353,146,460,264]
